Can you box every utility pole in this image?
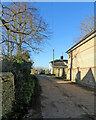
[53,49,54,74]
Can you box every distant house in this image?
[49,56,68,77]
[66,30,96,88]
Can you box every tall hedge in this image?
[1,55,35,120]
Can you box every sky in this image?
[29,2,94,69]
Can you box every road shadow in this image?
[22,76,43,120]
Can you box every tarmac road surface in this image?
[23,74,95,120]
[36,75,95,119]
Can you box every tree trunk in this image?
[17,44,22,55]
[7,30,9,56]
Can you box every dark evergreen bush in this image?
[1,54,35,120]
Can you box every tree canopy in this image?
[74,14,95,43]
[0,2,50,55]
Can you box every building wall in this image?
[54,68,59,76]
[49,63,53,74]
[53,66,67,78]
[67,35,96,88]
[94,36,96,88]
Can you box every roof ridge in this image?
[66,29,96,53]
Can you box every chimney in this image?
[60,56,63,60]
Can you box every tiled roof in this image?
[50,59,68,66]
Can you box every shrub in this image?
[1,54,35,120]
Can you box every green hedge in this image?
[0,72,15,118]
[1,55,35,120]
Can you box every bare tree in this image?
[74,14,95,43]
[1,2,50,55]
[2,30,16,55]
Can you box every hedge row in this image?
[1,55,35,120]
[0,72,15,118]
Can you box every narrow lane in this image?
[36,75,94,119]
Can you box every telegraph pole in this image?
[53,49,54,74]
